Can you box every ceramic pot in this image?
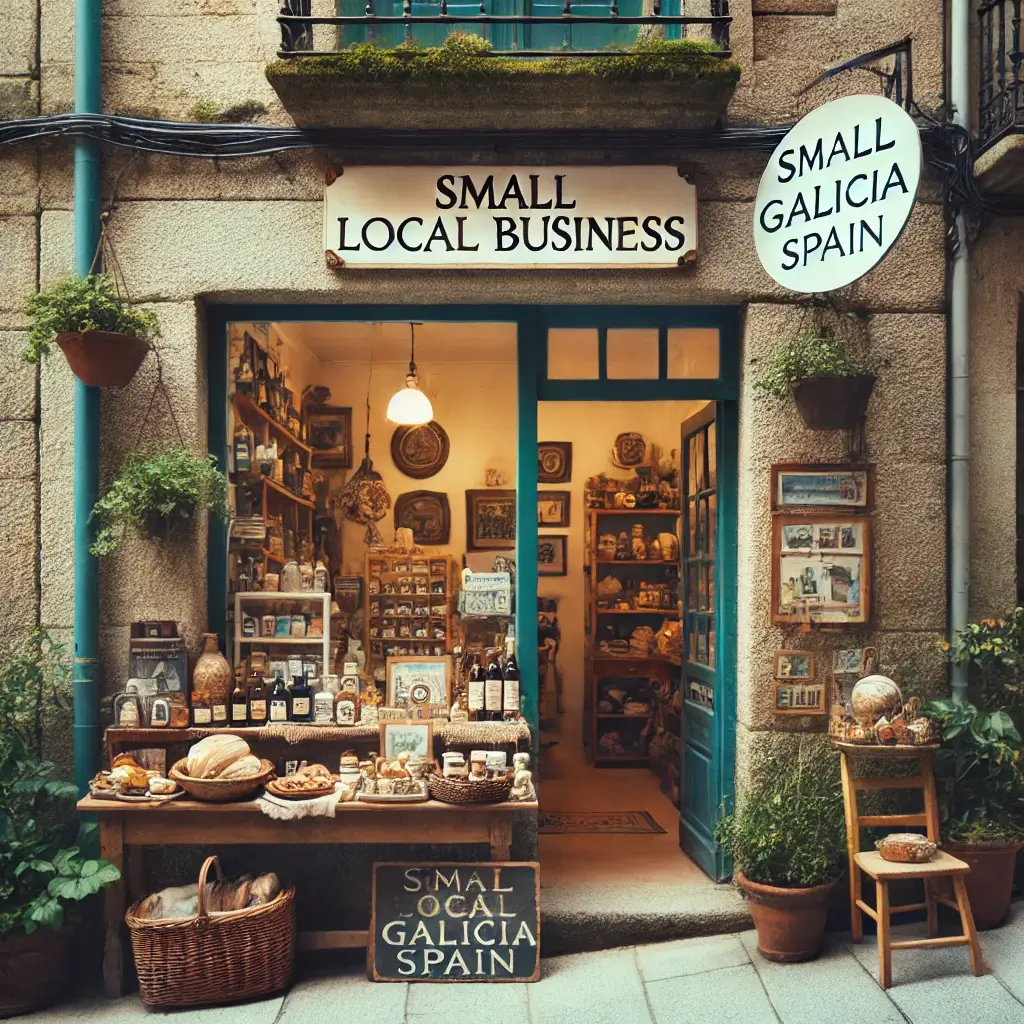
[55,330,150,389]
[851,675,903,727]
[944,841,1022,930]
[736,872,836,962]
[193,632,232,705]
[0,926,73,1016]
[790,374,875,430]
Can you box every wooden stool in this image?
[838,744,984,989]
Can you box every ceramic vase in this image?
[193,632,232,704]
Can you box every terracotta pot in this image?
[0,926,73,1016]
[790,374,875,430]
[736,871,836,962]
[55,330,150,389]
[945,841,1022,930]
[193,632,232,705]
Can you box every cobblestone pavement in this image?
[17,907,1024,1024]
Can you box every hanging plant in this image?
[25,274,159,388]
[89,446,228,556]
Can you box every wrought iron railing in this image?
[978,0,1024,151]
[279,1,731,59]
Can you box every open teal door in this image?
[679,401,736,881]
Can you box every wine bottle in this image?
[502,637,520,720]
[269,671,290,723]
[290,674,313,722]
[484,650,503,722]
[230,675,249,726]
[467,657,486,719]
[247,670,268,727]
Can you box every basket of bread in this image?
[265,763,337,800]
[169,734,274,802]
[126,855,295,1008]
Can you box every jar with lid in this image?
[313,685,335,724]
[191,690,213,727]
[299,562,315,592]
[114,691,143,728]
[280,561,302,593]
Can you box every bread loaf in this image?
[186,734,252,779]
[217,754,262,780]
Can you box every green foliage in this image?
[268,33,740,85]
[25,274,160,364]
[90,446,229,557]
[0,632,120,936]
[189,99,268,124]
[920,698,1024,843]
[940,609,1024,711]
[715,757,846,888]
[753,327,879,400]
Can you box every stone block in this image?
[39,0,74,67]
[279,972,405,1024]
[646,964,778,1024]
[102,15,268,66]
[0,481,39,638]
[0,10,37,77]
[0,331,39,419]
[39,208,75,288]
[0,217,37,322]
[0,77,38,120]
[39,63,74,116]
[0,148,40,215]
[734,724,834,799]
[0,421,38,478]
[754,0,838,12]
[636,933,751,983]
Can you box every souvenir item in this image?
[335,699,356,725]
[598,533,617,559]
[391,420,450,479]
[658,532,679,560]
[509,767,536,802]
[150,697,171,728]
[485,751,508,773]
[442,752,468,778]
[394,490,451,545]
[114,691,143,728]
[193,633,232,706]
[538,442,572,483]
[612,432,647,468]
[631,524,647,560]
[851,675,903,727]
[616,532,630,560]
[280,561,302,592]
[264,572,280,592]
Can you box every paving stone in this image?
[19,994,286,1024]
[740,932,904,1024]
[278,970,406,1024]
[637,932,751,983]
[408,979,529,1024]
[527,948,653,1024]
[645,963,778,1024]
[971,906,1024,1003]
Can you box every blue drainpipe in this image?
[72,0,102,795]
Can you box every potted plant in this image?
[715,759,846,962]
[919,697,1024,930]
[90,445,229,556]
[0,632,121,1016]
[754,326,878,430]
[25,274,159,389]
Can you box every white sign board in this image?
[323,167,697,268]
[753,95,922,292]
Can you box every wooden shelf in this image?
[238,636,324,645]
[597,609,679,616]
[263,475,315,509]
[237,591,330,602]
[234,392,312,456]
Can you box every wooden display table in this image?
[78,795,537,998]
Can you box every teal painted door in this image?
[679,402,735,881]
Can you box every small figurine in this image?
[615,531,631,560]
[631,524,647,560]
[450,702,469,723]
[509,768,536,802]
[469,759,488,782]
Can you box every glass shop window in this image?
[606,328,660,380]
[667,328,720,379]
[547,328,600,380]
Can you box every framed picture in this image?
[307,404,353,469]
[537,491,570,527]
[466,489,516,551]
[773,650,815,680]
[772,463,874,511]
[772,513,872,625]
[394,490,451,545]
[128,638,187,695]
[386,656,452,713]
[538,534,568,576]
[379,718,434,761]
[538,442,572,483]
[773,680,827,715]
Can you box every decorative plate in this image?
[394,490,451,545]
[538,442,572,483]
[613,432,647,468]
[391,421,450,479]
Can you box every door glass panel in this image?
[547,328,599,379]
[606,328,659,379]
[668,328,720,379]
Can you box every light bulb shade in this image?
[386,374,433,426]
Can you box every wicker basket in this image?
[428,770,513,805]
[169,758,275,803]
[126,856,295,1008]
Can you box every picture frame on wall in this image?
[385,656,452,715]
[773,650,815,680]
[307,404,353,469]
[771,463,874,511]
[538,534,568,576]
[538,442,572,483]
[772,680,827,715]
[537,491,570,528]
[466,490,516,551]
[771,513,872,625]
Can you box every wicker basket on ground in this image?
[428,769,514,805]
[126,855,295,1008]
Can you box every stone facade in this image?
[0,1,990,814]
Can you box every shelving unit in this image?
[232,591,332,672]
[364,553,455,674]
[585,508,681,767]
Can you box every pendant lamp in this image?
[386,322,433,426]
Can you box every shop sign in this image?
[323,167,696,268]
[369,862,540,982]
[753,95,922,293]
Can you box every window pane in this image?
[607,328,659,379]
[547,328,599,380]
[668,328,719,379]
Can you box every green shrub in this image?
[754,328,878,401]
[90,446,229,557]
[715,758,846,888]
[25,274,160,364]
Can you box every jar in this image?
[193,633,232,707]
[191,691,213,727]
[314,689,335,724]
[169,699,191,728]
[314,561,329,592]
[264,573,280,593]
[442,752,468,779]
[114,692,143,728]
[299,563,314,592]
[150,697,171,728]
[280,561,302,593]
[261,614,276,636]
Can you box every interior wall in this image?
[537,400,704,745]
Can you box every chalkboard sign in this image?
[370,862,540,982]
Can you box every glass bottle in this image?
[247,669,268,727]
[269,671,290,723]
[230,674,249,726]
[233,422,254,473]
[467,656,486,720]
[484,650,503,723]
[191,690,213,727]
[290,674,313,722]
[502,637,520,720]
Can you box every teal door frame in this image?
[206,303,737,878]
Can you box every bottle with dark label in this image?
[484,650,503,722]
[467,657,486,719]
[231,674,249,726]
[502,637,520,720]
[247,670,268,727]
[290,674,313,722]
[269,671,290,723]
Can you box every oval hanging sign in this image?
[753,95,922,293]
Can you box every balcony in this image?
[976,0,1024,193]
[266,2,739,132]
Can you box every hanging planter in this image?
[25,274,159,389]
[789,373,875,430]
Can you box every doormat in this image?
[538,811,667,835]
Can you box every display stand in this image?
[233,591,332,672]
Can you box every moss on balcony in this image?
[267,33,741,130]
